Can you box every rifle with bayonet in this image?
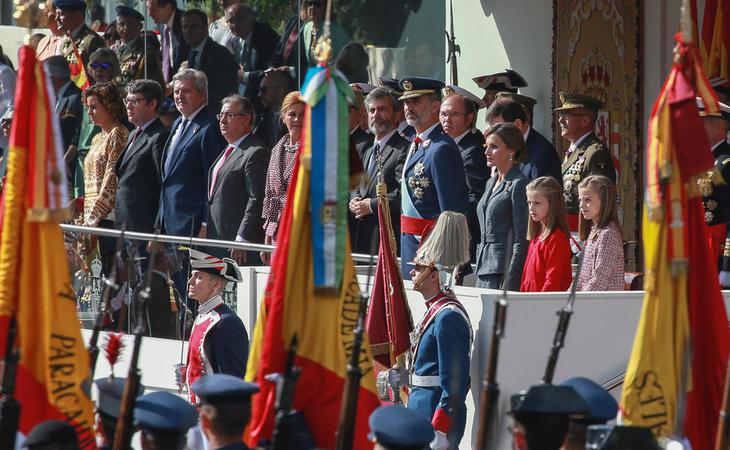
[445,0,460,85]
[541,251,585,384]
[269,334,302,450]
[334,248,377,450]
[474,230,512,450]
[89,228,126,378]
[113,233,158,450]
[0,316,21,450]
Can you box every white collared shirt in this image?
[567,130,592,154]
[522,125,531,142]
[374,129,397,149]
[197,294,224,315]
[416,121,440,142]
[138,116,158,131]
[182,103,206,122]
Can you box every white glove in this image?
[174,363,187,390]
[430,430,449,450]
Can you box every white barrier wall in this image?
[88,266,730,449]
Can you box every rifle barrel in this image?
[0,316,20,450]
[475,297,507,450]
[714,354,730,450]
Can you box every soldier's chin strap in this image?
[412,265,434,291]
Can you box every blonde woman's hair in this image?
[525,176,569,240]
[577,175,621,241]
[280,90,304,115]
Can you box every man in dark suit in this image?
[349,87,408,255]
[253,70,291,148]
[146,0,189,86]
[201,95,269,265]
[487,98,562,183]
[181,9,238,114]
[349,87,373,151]
[46,55,82,183]
[115,79,169,234]
[224,3,280,110]
[440,87,490,263]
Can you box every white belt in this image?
[410,374,441,388]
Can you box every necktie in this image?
[209,145,236,198]
[162,26,171,81]
[367,143,380,181]
[164,119,188,175]
[189,50,199,69]
[282,22,299,62]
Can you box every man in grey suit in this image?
[200,94,270,265]
[349,87,409,254]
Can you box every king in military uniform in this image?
[111,6,165,87]
[385,212,472,450]
[398,76,468,280]
[555,92,616,231]
[696,97,730,286]
[55,0,106,70]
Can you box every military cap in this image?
[189,248,243,283]
[44,55,71,79]
[473,69,527,92]
[54,0,86,11]
[93,377,145,419]
[496,91,537,107]
[116,5,145,22]
[443,84,487,110]
[586,425,661,450]
[398,77,445,101]
[134,391,198,432]
[22,420,78,448]
[368,405,434,449]
[510,384,590,417]
[696,96,730,121]
[353,83,376,95]
[378,77,402,96]
[192,373,259,404]
[554,91,603,112]
[560,377,618,425]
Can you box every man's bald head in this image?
[225,3,255,38]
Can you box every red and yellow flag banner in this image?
[621,34,729,450]
[697,0,729,83]
[0,46,95,448]
[245,89,379,448]
[69,43,90,91]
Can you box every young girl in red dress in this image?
[520,176,573,292]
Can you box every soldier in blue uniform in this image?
[191,374,259,450]
[368,404,434,450]
[22,420,79,450]
[134,391,198,450]
[398,77,468,279]
[559,377,618,450]
[175,249,248,405]
[385,212,471,449]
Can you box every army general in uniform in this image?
[111,6,165,87]
[555,92,615,231]
[56,0,106,69]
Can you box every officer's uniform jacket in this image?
[408,291,471,446]
[699,140,730,278]
[186,295,248,404]
[400,124,468,278]
[112,33,165,87]
[561,131,615,214]
[60,24,105,67]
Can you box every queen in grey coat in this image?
[475,122,529,290]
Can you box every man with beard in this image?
[349,87,409,254]
[398,77,468,279]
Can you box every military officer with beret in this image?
[509,384,589,450]
[191,374,260,450]
[93,376,145,449]
[368,405,435,450]
[135,391,198,450]
[472,69,527,108]
[175,249,249,405]
[398,77,468,279]
[55,0,106,69]
[112,6,165,87]
[555,92,616,231]
[559,377,618,450]
[696,98,730,286]
[22,420,79,450]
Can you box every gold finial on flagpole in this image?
[314,0,333,65]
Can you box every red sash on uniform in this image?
[401,215,436,237]
[707,223,727,261]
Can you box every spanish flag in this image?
[245,66,379,449]
[69,43,89,91]
[620,34,729,450]
[0,47,96,448]
[698,0,729,82]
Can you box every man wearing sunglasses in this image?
[55,0,105,70]
[555,92,615,231]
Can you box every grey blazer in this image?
[475,164,529,290]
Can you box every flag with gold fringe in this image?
[0,46,96,448]
[620,32,730,450]
[244,63,378,449]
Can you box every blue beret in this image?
[560,377,618,425]
[398,77,445,101]
[23,420,77,447]
[192,373,259,403]
[134,392,198,432]
[94,377,145,419]
[116,5,144,21]
[586,425,661,450]
[510,384,590,417]
[54,0,86,11]
[368,405,434,449]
